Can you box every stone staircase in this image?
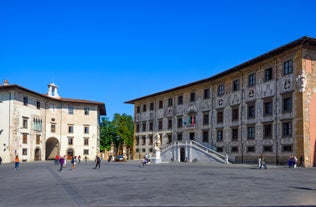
[160,140,229,164]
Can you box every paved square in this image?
[0,161,315,207]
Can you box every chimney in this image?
[3,80,9,86]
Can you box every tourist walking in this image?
[94,155,101,169]
[259,155,267,169]
[71,156,77,170]
[108,155,112,163]
[14,155,20,171]
[78,155,81,163]
[59,156,65,171]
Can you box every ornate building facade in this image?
[126,36,316,167]
[0,81,106,163]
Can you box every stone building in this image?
[125,36,316,167]
[0,81,106,163]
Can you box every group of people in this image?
[56,155,81,171]
[288,156,298,168]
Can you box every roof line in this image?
[125,36,316,104]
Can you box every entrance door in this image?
[34,148,41,161]
[67,148,74,160]
[180,147,186,162]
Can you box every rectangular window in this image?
[248,73,256,86]
[149,135,153,144]
[167,134,172,144]
[83,149,89,155]
[283,122,292,136]
[264,123,273,138]
[264,101,273,116]
[142,122,146,132]
[149,122,153,131]
[136,124,140,132]
[217,111,223,123]
[283,60,293,75]
[168,98,173,107]
[190,132,195,141]
[68,105,74,114]
[23,117,28,129]
[84,138,89,146]
[136,106,140,113]
[263,146,273,152]
[248,105,255,119]
[158,119,163,131]
[84,107,89,115]
[217,130,223,141]
[177,117,183,128]
[143,104,147,112]
[217,147,223,153]
[159,100,163,109]
[190,92,195,102]
[36,135,41,145]
[142,136,146,145]
[23,97,28,106]
[247,126,255,140]
[218,84,225,96]
[203,113,209,125]
[36,101,41,109]
[233,79,240,91]
[247,146,255,153]
[150,102,154,110]
[203,131,209,142]
[265,68,273,81]
[178,95,183,105]
[283,96,292,113]
[283,145,293,152]
[22,148,27,155]
[177,133,182,141]
[68,137,73,145]
[204,88,210,99]
[51,124,56,133]
[68,125,74,134]
[232,108,239,121]
[23,133,28,144]
[136,137,139,145]
[84,126,89,134]
[232,128,238,141]
[231,146,239,153]
[168,119,172,130]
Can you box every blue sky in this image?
[1,0,316,119]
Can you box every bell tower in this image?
[47,82,60,98]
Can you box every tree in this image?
[99,114,134,156]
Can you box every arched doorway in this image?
[67,148,74,160]
[46,138,59,160]
[34,148,41,161]
[180,147,186,162]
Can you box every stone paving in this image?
[0,160,315,207]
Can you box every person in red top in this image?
[55,154,60,165]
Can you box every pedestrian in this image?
[63,156,67,168]
[108,155,112,163]
[14,155,20,171]
[0,156,2,165]
[78,155,81,163]
[94,155,101,169]
[59,156,65,171]
[293,156,298,168]
[142,157,148,167]
[55,154,60,165]
[71,156,77,170]
[259,155,267,169]
[84,156,88,162]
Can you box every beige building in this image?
[126,36,316,167]
[0,81,106,163]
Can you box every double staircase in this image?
[160,140,229,164]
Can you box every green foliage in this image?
[99,113,134,153]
